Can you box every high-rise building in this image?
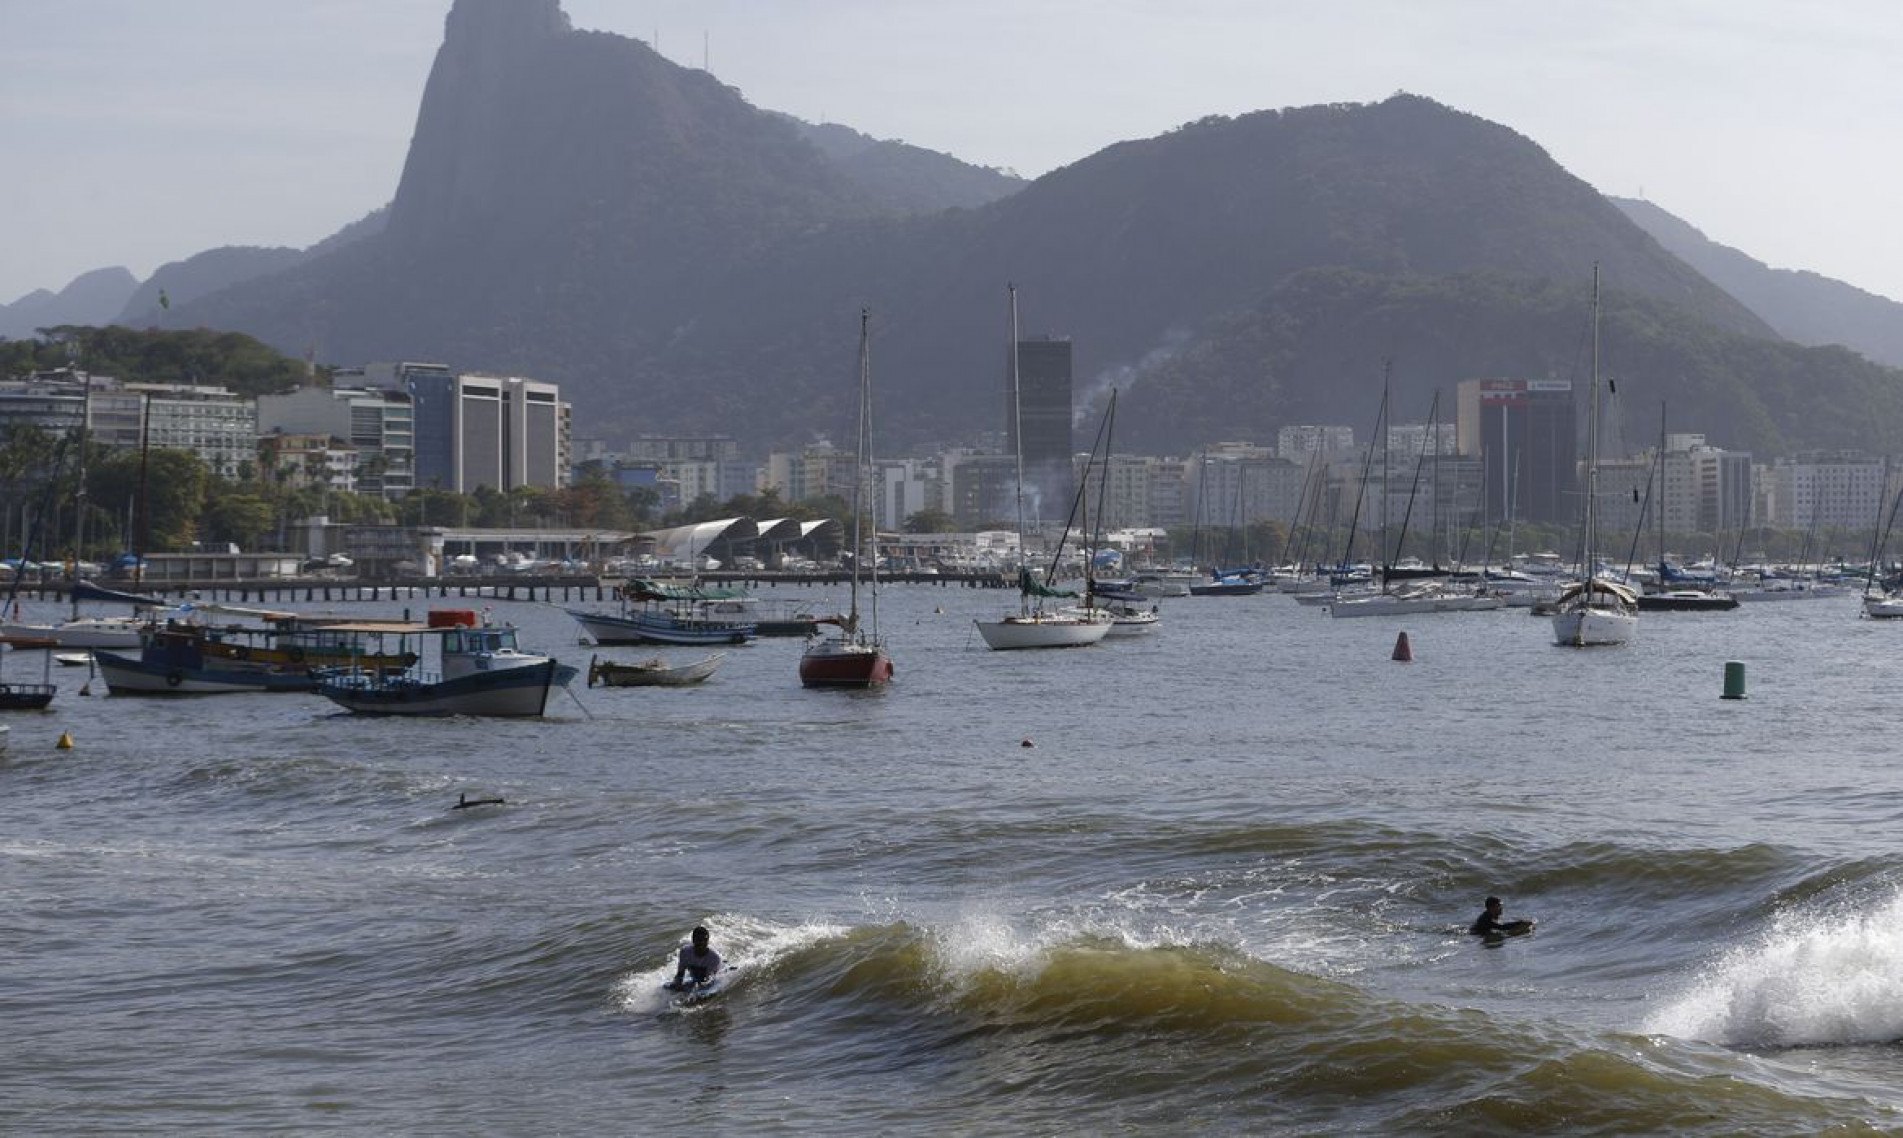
[409,372,569,494]
[949,452,1020,528]
[1770,452,1885,532]
[1007,336,1074,521]
[257,383,414,499]
[1456,378,1576,525]
[127,383,258,479]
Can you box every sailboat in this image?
[801,309,896,686]
[1551,266,1639,647]
[1063,390,1160,635]
[1633,401,1736,612]
[974,286,1113,651]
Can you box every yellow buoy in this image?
[56,731,74,750]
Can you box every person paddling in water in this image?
[667,925,724,989]
[1470,896,1535,937]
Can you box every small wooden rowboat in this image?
[586,652,725,688]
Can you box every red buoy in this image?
[1391,631,1413,662]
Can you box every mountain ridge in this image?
[13,0,1903,463]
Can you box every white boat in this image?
[1551,269,1637,647]
[1129,569,1198,598]
[1061,599,1160,635]
[976,609,1112,650]
[1327,579,1503,617]
[1328,582,1447,618]
[588,652,725,687]
[1865,594,1903,619]
[974,286,1113,652]
[0,612,145,649]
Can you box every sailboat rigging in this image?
[799,308,895,686]
[1065,390,1159,634]
[1550,266,1639,646]
[973,286,1112,650]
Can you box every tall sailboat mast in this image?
[72,357,92,616]
[1585,265,1601,579]
[1009,284,1029,614]
[860,308,879,639]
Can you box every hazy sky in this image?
[5,1,1901,306]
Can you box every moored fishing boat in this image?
[568,580,757,645]
[90,608,418,696]
[316,619,566,717]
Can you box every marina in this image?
[8,582,1903,1132]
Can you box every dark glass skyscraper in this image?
[1007,336,1074,522]
[1457,378,1576,525]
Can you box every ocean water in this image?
[7,585,1903,1134]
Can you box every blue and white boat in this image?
[90,608,417,696]
[316,616,573,717]
[567,580,756,646]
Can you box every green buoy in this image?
[1721,661,1746,700]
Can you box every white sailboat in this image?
[1552,266,1639,647]
[975,286,1112,651]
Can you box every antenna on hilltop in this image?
[703,30,709,71]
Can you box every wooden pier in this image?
[1,569,1015,607]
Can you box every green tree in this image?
[202,489,276,551]
[89,447,207,552]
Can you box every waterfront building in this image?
[409,371,570,494]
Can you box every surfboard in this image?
[663,966,734,1006]
[1476,919,1536,941]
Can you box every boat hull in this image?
[1863,595,1903,619]
[1636,592,1739,611]
[0,681,57,710]
[318,660,559,717]
[566,608,754,646]
[589,652,726,687]
[1188,580,1264,597]
[973,615,1113,650]
[0,619,143,649]
[798,642,893,687]
[1551,606,1638,647]
[92,649,317,695]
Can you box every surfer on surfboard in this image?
[1469,896,1535,937]
[666,925,724,990]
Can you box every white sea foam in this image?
[1647,889,1903,1047]
[613,913,848,1013]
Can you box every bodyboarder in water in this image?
[667,925,724,989]
[1470,896,1535,937]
